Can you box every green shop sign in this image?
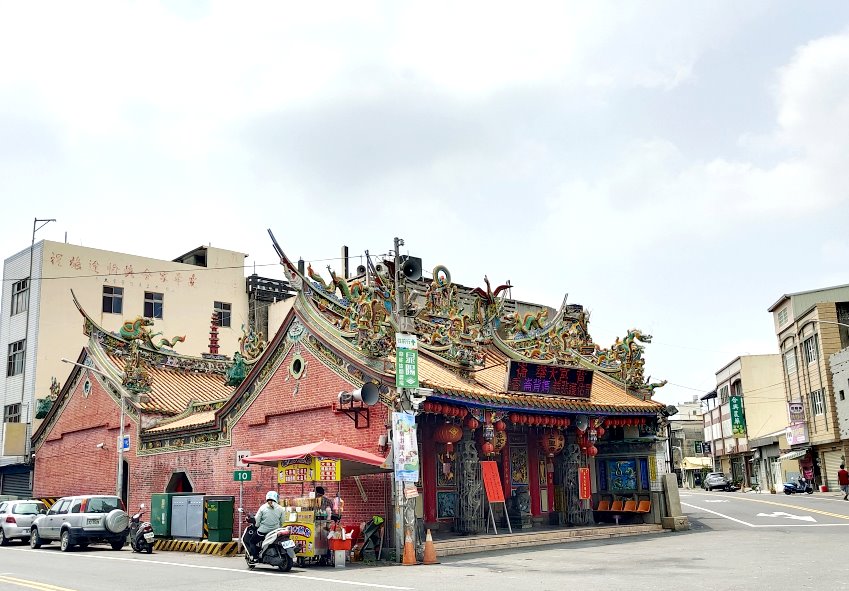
[729,395,746,437]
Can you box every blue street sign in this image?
[121,436,130,452]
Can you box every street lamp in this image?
[23,218,56,463]
[61,358,147,501]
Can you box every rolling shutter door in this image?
[823,450,844,492]
[0,471,32,498]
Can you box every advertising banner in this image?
[278,460,314,484]
[729,395,747,437]
[392,411,420,482]
[785,421,809,446]
[788,401,806,423]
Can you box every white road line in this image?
[681,502,849,528]
[2,548,413,590]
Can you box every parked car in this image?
[703,472,731,491]
[30,495,129,552]
[0,500,48,545]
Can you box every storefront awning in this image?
[682,457,713,470]
[778,449,809,461]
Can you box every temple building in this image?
[32,233,669,545]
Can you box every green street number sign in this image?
[233,470,252,482]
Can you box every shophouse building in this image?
[769,285,849,491]
[701,355,785,489]
[0,239,274,496]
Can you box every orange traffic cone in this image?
[422,529,438,565]
[402,530,417,566]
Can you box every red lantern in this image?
[509,413,518,424]
[596,427,605,437]
[434,423,463,445]
[481,441,495,456]
[432,403,443,414]
[586,445,598,457]
[494,420,506,432]
[539,429,565,457]
[465,415,480,431]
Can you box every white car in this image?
[0,500,48,545]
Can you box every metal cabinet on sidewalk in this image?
[205,496,235,542]
[171,494,205,539]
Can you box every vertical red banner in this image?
[578,467,591,500]
[481,461,505,503]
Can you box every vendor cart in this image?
[242,440,391,566]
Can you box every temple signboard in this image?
[505,360,593,398]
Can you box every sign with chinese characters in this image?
[578,467,591,500]
[788,401,806,423]
[785,421,809,446]
[313,458,341,482]
[694,441,703,454]
[235,450,251,468]
[392,412,420,482]
[395,334,419,389]
[505,361,593,398]
[481,461,505,503]
[702,441,711,454]
[729,395,746,437]
[278,460,315,484]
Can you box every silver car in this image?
[0,500,47,545]
[30,495,129,552]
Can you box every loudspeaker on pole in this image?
[400,256,422,281]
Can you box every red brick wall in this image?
[34,343,391,531]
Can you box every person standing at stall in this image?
[249,491,285,562]
[315,486,334,516]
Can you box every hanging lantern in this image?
[432,403,443,414]
[538,429,565,457]
[434,423,463,454]
[596,427,605,438]
[586,445,598,457]
[509,413,518,424]
[494,420,506,432]
[481,441,495,456]
[492,430,507,453]
[465,415,480,431]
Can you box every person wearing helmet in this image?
[249,491,285,562]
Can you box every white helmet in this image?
[265,490,279,503]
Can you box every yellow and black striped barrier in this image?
[153,538,239,557]
[38,497,59,509]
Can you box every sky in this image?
[2,1,849,406]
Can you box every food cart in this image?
[242,440,391,567]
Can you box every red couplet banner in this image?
[578,467,591,500]
[481,461,505,503]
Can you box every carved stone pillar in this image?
[456,435,484,535]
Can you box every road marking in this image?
[3,548,413,590]
[682,502,849,527]
[686,492,849,521]
[0,575,77,591]
[703,500,729,503]
[756,512,816,522]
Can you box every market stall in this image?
[242,440,391,566]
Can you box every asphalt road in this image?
[3,491,849,591]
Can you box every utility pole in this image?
[392,236,405,562]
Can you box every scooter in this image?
[783,478,814,495]
[242,515,297,572]
[129,504,155,553]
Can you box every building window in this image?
[102,286,124,314]
[7,340,25,377]
[214,301,231,328]
[811,390,825,416]
[11,278,29,316]
[3,403,21,423]
[144,292,163,319]
[784,350,797,374]
[719,385,729,403]
[840,390,846,401]
[730,380,742,397]
[778,308,788,327]
[804,335,819,364]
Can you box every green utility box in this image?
[204,496,235,542]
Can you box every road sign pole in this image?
[238,480,243,554]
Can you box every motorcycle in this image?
[783,478,814,495]
[242,515,296,572]
[130,503,155,553]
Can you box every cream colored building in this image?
[702,355,785,489]
[0,240,251,496]
[769,285,849,492]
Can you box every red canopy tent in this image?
[242,440,391,477]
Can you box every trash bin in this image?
[205,496,235,542]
